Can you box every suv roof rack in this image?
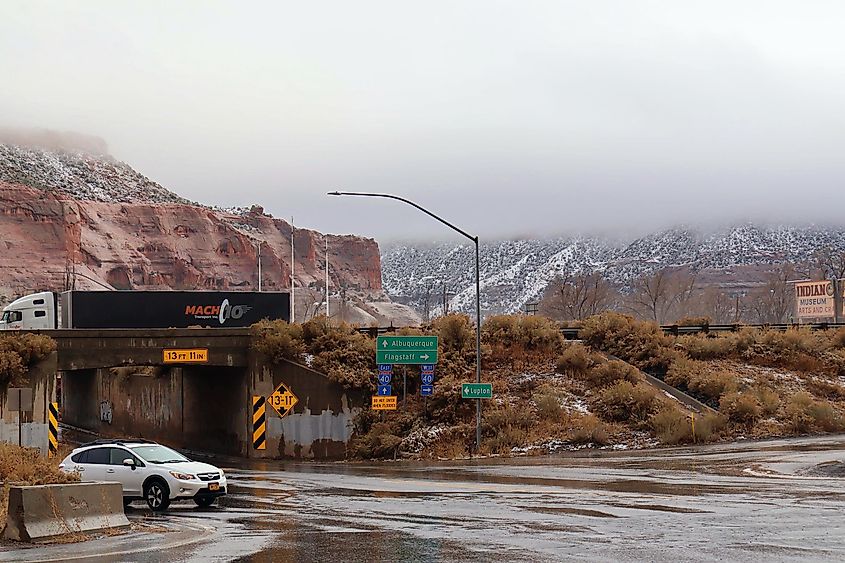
[79,438,158,448]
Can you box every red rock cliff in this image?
[0,181,382,296]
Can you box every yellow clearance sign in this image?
[163,349,209,363]
[795,281,835,319]
[372,396,398,410]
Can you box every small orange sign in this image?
[163,349,208,364]
[268,382,299,418]
[371,396,398,410]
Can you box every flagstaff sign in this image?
[376,336,439,365]
[795,280,835,319]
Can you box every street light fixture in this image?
[328,191,484,451]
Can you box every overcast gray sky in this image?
[2,1,845,242]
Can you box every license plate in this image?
[208,483,220,491]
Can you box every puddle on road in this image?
[527,506,620,518]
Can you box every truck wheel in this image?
[144,479,171,511]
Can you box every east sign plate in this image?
[376,336,439,365]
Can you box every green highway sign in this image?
[462,383,493,399]
[376,335,439,365]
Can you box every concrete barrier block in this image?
[3,482,130,541]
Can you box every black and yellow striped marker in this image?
[252,396,266,450]
[48,402,59,457]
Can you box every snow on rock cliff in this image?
[382,225,845,317]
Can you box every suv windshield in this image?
[130,444,190,464]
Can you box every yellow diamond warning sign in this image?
[268,381,299,417]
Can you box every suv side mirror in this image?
[123,458,136,470]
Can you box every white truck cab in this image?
[0,291,57,330]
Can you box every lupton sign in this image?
[376,336,439,365]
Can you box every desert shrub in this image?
[777,329,828,355]
[675,316,711,327]
[300,315,330,344]
[485,426,529,454]
[579,360,641,389]
[664,357,707,389]
[555,343,597,375]
[515,315,563,351]
[688,370,737,405]
[250,319,305,363]
[483,314,563,353]
[350,422,404,459]
[431,313,475,353]
[580,312,677,372]
[785,392,845,433]
[0,333,56,387]
[568,414,610,445]
[649,407,693,444]
[485,403,537,430]
[832,327,845,349]
[806,379,845,401]
[591,380,663,423]
[534,392,564,421]
[719,392,762,425]
[753,386,781,417]
[308,326,376,390]
[678,335,735,360]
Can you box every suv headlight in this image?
[169,471,196,481]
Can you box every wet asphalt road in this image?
[7,435,845,562]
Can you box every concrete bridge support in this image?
[51,329,364,460]
[0,352,56,455]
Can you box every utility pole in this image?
[325,237,330,319]
[257,241,262,292]
[328,191,484,452]
[290,217,295,323]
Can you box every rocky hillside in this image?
[0,134,405,323]
[382,225,845,316]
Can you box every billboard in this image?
[795,281,835,319]
[62,291,290,328]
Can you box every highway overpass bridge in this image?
[9,329,364,459]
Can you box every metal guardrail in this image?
[360,322,845,339]
[561,322,845,339]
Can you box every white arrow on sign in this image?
[380,339,390,348]
[420,354,430,360]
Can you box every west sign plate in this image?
[268,381,299,417]
[376,336,439,365]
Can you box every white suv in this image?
[59,439,227,511]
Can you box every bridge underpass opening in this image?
[182,366,248,456]
[60,365,248,457]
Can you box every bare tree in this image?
[814,247,845,280]
[540,271,614,321]
[748,264,796,324]
[624,269,704,324]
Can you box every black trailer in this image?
[61,291,290,329]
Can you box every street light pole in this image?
[328,191,483,452]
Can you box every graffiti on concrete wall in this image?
[99,401,113,424]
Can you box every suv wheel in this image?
[194,496,216,508]
[144,479,171,511]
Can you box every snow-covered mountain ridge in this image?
[381,225,845,316]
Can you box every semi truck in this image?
[0,290,290,330]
